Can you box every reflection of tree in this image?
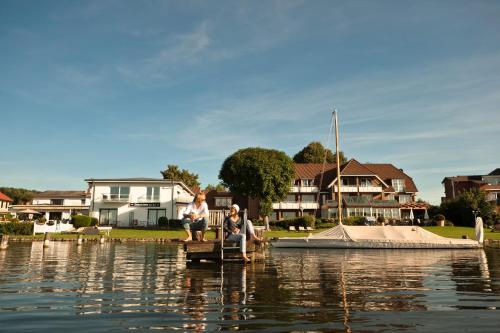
[485,248,500,294]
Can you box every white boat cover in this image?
[272,224,481,249]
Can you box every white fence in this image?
[34,222,75,234]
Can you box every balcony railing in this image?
[289,186,319,193]
[334,185,382,193]
[101,195,129,202]
[272,202,319,209]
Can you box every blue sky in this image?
[1,0,499,204]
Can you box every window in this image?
[215,197,232,207]
[285,194,296,202]
[360,178,371,187]
[99,209,117,225]
[392,179,405,192]
[342,178,350,186]
[148,209,166,227]
[282,211,296,220]
[302,179,314,186]
[50,199,63,205]
[110,186,130,200]
[398,195,411,204]
[386,194,395,201]
[301,194,315,202]
[146,186,160,201]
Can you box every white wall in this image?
[89,181,193,227]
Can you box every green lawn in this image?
[9,226,500,240]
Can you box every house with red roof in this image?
[442,168,500,214]
[207,159,426,222]
[272,159,425,221]
[0,191,13,216]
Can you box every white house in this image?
[11,191,90,221]
[86,178,195,227]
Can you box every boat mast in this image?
[334,109,343,224]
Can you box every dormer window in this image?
[302,179,314,186]
[392,179,405,192]
[360,178,371,187]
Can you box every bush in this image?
[0,222,33,235]
[168,219,184,230]
[158,216,169,229]
[444,220,454,227]
[343,216,366,226]
[434,214,445,221]
[39,217,47,224]
[72,215,92,228]
[90,217,98,226]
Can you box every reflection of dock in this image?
[184,240,266,262]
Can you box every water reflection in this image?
[0,242,499,332]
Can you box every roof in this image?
[0,191,13,202]
[488,168,500,176]
[33,191,89,199]
[294,159,418,193]
[364,163,418,193]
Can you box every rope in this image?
[315,111,336,216]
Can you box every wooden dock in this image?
[184,238,266,262]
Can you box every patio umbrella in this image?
[409,209,414,220]
[18,209,41,214]
[424,210,429,220]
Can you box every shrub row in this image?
[71,215,98,228]
[0,222,34,235]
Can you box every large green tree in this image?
[293,141,346,164]
[219,147,295,230]
[160,165,200,189]
[441,188,495,226]
[0,187,39,205]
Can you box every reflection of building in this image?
[0,191,13,216]
[11,190,90,220]
[442,168,500,213]
[273,159,426,221]
[86,178,194,227]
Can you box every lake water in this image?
[0,242,499,332]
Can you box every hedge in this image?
[72,215,92,228]
[0,222,34,235]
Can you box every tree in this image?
[160,165,200,189]
[293,141,346,164]
[0,187,39,205]
[440,189,494,226]
[219,148,295,230]
[205,183,228,192]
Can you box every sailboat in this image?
[272,110,483,249]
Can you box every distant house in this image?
[205,189,260,220]
[11,191,90,221]
[271,159,425,221]
[86,178,194,227]
[0,191,13,216]
[442,168,500,213]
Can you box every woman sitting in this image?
[223,204,251,262]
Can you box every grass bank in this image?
[8,226,500,241]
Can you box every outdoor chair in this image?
[289,226,297,232]
[306,226,314,231]
[298,226,306,232]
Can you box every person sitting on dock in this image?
[182,192,209,242]
[223,204,251,262]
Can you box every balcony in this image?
[334,185,382,193]
[101,195,129,203]
[290,186,319,193]
[272,202,319,210]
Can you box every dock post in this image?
[43,233,50,247]
[77,234,83,245]
[0,235,9,250]
[99,235,105,244]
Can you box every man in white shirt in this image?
[182,192,209,241]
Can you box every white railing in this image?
[272,202,319,209]
[334,186,382,193]
[101,195,129,202]
[290,186,319,193]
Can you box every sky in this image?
[1,0,499,205]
